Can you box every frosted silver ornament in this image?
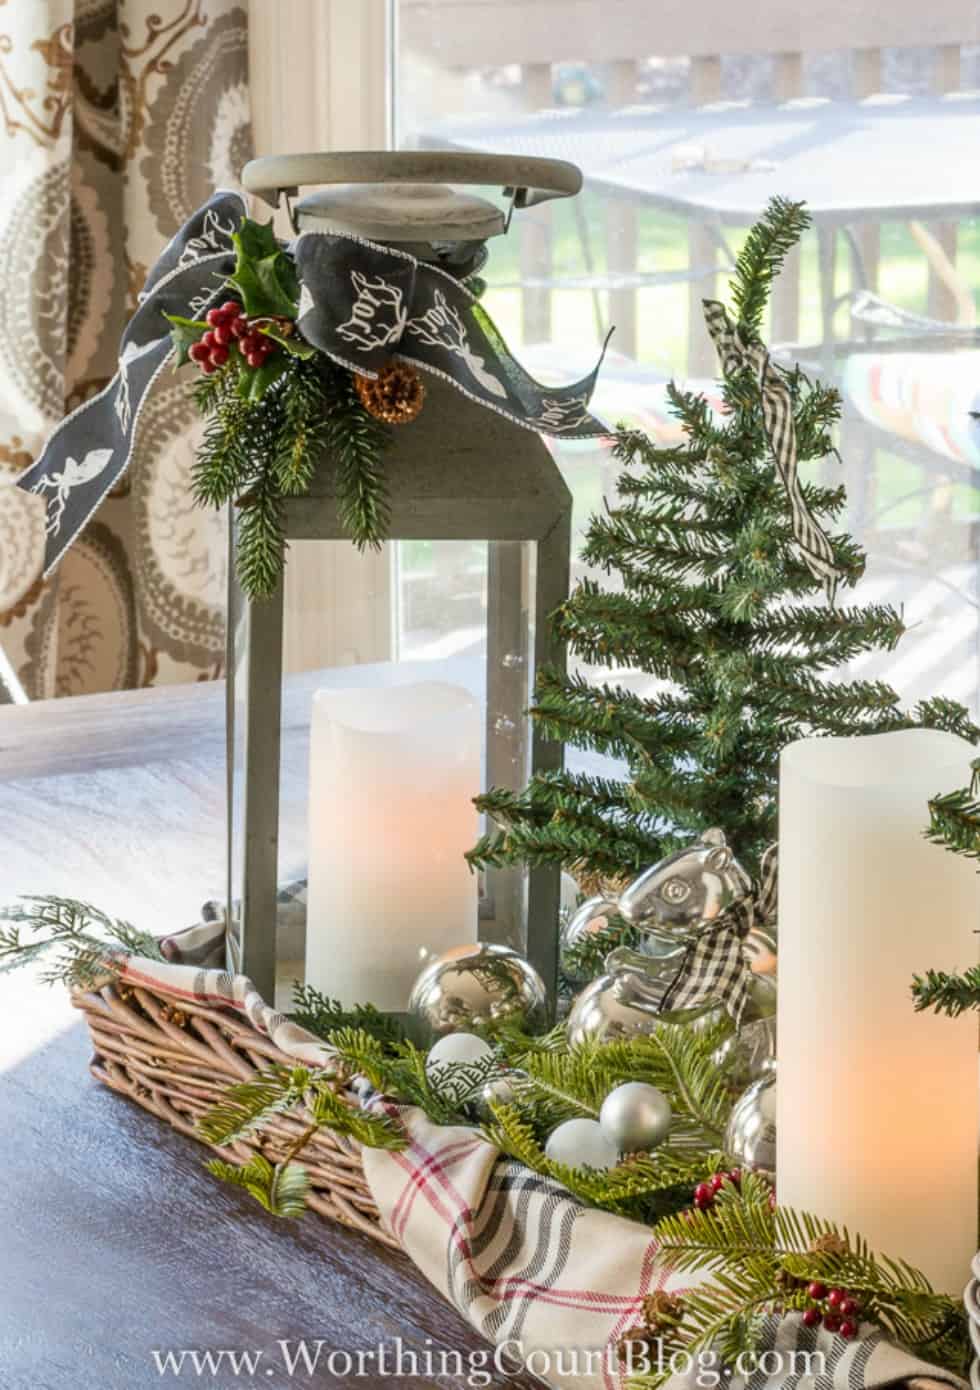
[409,942,547,1036]
[544,1117,619,1171]
[599,1082,672,1153]
[724,1070,776,1175]
[425,1030,494,1104]
[560,895,619,986]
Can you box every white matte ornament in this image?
[599,1082,672,1153]
[544,1118,619,1171]
[425,1031,494,1103]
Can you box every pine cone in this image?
[616,1328,659,1365]
[642,1291,685,1329]
[353,362,425,424]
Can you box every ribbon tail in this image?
[703,298,843,603]
[13,190,245,573]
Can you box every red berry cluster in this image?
[801,1283,860,1339]
[692,1168,742,1210]
[188,302,280,374]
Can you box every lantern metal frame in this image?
[226,372,572,1011]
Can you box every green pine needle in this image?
[0,894,163,987]
[206,1155,311,1219]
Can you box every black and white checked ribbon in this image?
[658,843,778,1028]
[702,299,844,601]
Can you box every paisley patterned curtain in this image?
[0,0,252,698]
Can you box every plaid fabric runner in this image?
[111,916,962,1390]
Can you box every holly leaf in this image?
[228,219,299,319]
[164,313,208,367]
[238,354,289,402]
[258,324,316,359]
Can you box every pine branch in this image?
[323,366,392,548]
[0,895,164,987]
[728,198,812,333]
[925,777,980,864]
[911,966,980,1016]
[637,1179,969,1387]
[290,982,405,1048]
[235,468,286,599]
[206,1154,310,1219]
[272,358,330,496]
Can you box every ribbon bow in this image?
[702,299,844,602]
[658,843,778,1028]
[14,191,610,575]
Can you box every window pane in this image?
[395,6,980,716]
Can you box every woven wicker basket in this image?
[73,977,395,1249]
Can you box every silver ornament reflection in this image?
[724,1070,776,1174]
[599,1082,672,1153]
[560,895,619,986]
[712,1014,777,1092]
[475,1072,521,1121]
[409,942,547,1036]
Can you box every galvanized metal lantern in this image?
[226,152,587,1016]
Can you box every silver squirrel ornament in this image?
[566,829,777,1046]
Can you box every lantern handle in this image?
[241,151,582,213]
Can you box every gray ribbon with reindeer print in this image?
[14,192,609,574]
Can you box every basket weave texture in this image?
[73,978,395,1248]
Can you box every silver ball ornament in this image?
[409,942,547,1036]
[712,1014,777,1091]
[560,895,619,985]
[544,1117,619,1171]
[425,1031,494,1103]
[599,1082,672,1153]
[474,1071,522,1121]
[724,1070,776,1175]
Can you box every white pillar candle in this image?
[778,728,979,1293]
[305,681,479,1010]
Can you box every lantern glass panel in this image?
[227,535,542,1011]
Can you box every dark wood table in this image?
[0,683,541,1390]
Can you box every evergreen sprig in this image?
[205,1155,311,1219]
[199,1061,405,1219]
[290,982,405,1048]
[324,365,392,548]
[641,1177,969,1384]
[925,759,980,863]
[0,894,163,987]
[174,215,395,598]
[911,966,980,1017]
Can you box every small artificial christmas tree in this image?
[469,197,978,891]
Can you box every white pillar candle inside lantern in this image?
[778,729,979,1293]
[305,680,480,1010]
